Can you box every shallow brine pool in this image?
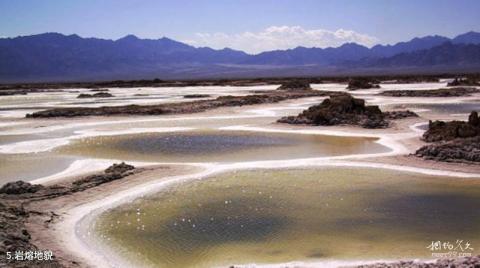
[57,130,388,162]
[90,168,480,268]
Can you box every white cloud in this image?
[183,26,379,54]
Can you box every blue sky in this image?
[1,0,479,53]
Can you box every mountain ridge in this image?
[1,31,480,82]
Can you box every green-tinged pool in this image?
[57,130,388,163]
[90,168,480,268]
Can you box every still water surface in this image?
[58,130,387,162]
[92,168,480,267]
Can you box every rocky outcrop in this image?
[89,88,109,92]
[0,181,44,195]
[105,162,135,174]
[447,77,480,87]
[0,88,61,96]
[278,94,418,128]
[72,162,135,190]
[0,90,28,96]
[386,76,440,83]
[380,87,479,97]
[415,111,480,163]
[0,163,137,267]
[277,81,312,91]
[383,110,418,120]
[347,78,380,90]
[277,94,390,128]
[26,91,335,118]
[422,111,480,142]
[354,255,480,268]
[416,136,480,163]
[77,92,113,98]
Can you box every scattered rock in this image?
[89,88,109,92]
[277,80,312,91]
[447,77,480,87]
[27,91,335,118]
[380,87,479,97]
[0,90,28,96]
[383,110,418,120]
[183,94,211,98]
[0,181,44,195]
[77,92,113,98]
[382,76,439,84]
[347,78,380,90]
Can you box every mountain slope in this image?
[0,31,479,82]
[357,42,480,67]
[452,31,480,45]
[370,35,450,57]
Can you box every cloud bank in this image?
[184,26,379,54]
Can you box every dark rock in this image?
[416,136,480,163]
[26,91,334,118]
[77,92,113,98]
[91,92,113,98]
[469,111,479,126]
[277,80,312,91]
[447,77,480,87]
[423,111,480,142]
[383,76,439,83]
[278,94,389,129]
[72,162,136,189]
[347,78,380,90]
[183,94,211,98]
[0,181,44,195]
[0,90,28,96]
[416,111,480,163]
[380,87,479,97]
[104,162,135,174]
[89,88,109,92]
[77,93,92,98]
[383,110,418,120]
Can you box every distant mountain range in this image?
[1,31,480,82]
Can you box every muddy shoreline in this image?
[0,163,140,267]
[0,163,201,267]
